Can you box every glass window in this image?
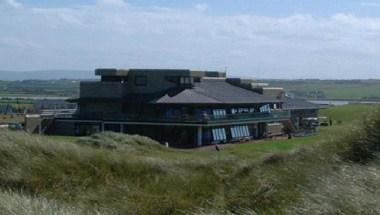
[239,126,243,137]
[213,109,226,119]
[212,128,226,141]
[231,125,250,138]
[179,77,193,85]
[260,104,271,113]
[244,126,250,136]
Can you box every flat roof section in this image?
[95,68,226,78]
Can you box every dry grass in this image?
[0,108,380,214]
[0,190,107,215]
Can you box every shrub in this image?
[75,132,165,152]
[342,110,380,163]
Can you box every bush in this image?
[342,110,380,163]
[76,132,165,152]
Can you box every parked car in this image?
[318,116,329,126]
[0,123,23,131]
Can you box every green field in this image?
[0,104,379,214]
[0,80,79,98]
[264,79,380,100]
[1,79,380,100]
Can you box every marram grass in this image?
[0,106,380,214]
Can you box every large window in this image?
[212,128,226,141]
[135,75,147,86]
[231,125,250,139]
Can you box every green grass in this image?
[48,135,79,143]
[264,80,380,100]
[320,104,379,124]
[0,104,378,214]
[222,135,321,160]
[220,104,373,159]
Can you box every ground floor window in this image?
[212,128,226,141]
[231,125,250,139]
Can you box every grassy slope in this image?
[321,104,378,123]
[224,104,377,159]
[0,104,378,214]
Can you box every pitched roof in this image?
[283,99,321,110]
[155,79,279,104]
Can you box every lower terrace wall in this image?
[47,120,76,136]
[49,119,283,148]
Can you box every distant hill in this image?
[0,70,93,81]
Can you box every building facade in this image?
[51,68,293,148]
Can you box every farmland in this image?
[1,79,380,101]
[263,79,380,100]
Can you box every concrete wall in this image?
[25,116,41,133]
[79,103,122,118]
[80,82,127,98]
[48,120,75,136]
[126,71,178,94]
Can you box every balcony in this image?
[100,110,290,125]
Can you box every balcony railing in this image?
[98,110,290,125]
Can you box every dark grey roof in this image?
[155,79,279,104]
[283,99,321,110]
[95,68,226,78]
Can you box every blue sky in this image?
[1,0,380,79]
[16,0,380,17]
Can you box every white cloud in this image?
[360,2,380,7]
[97,0,127,7]
[0,1,380,79]
[194,3,208,12]
[2,0,22,9]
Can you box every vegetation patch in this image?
[0,105,379,214]
[76,132,165,152]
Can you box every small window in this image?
[213,109,226,119]
[180,77,192,85]
[260,104,271,113]
[135,76,147,86]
